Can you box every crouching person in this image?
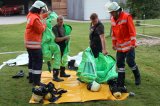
[24,1,49,86]
[52,15,72,81]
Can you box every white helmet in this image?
[32,1,46,9]
[105,2,120,13]
[87,81,101,92]
[32,1,48,11]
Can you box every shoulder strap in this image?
[91,22,101,35]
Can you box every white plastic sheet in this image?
[0,52,83,70]
[0,53,28,70]
[68,52,83,67]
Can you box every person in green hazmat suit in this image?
[52,15,72,79]
[41,12,65,82]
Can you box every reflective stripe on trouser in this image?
[118,68,125,73]
[29,69,33,73]
[32,70,42,74]
[130,65,137,70]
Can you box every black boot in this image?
[60,66,70,77]
[29,72,33,83]
[132,66,141,85]
[33,74,40,86]
[33,74,45,86]
[68,60,76,70]
[117,72,127,93]
[53,69,64,82]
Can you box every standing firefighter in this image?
[105,2,141,91]
[52,16,72,81]
[24,1,48,86]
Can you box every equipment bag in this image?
[77,48,118,83]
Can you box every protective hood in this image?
[46,12,58,29]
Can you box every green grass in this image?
[0,20,160,106]
[135,19,160,37]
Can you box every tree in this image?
[126,0,160,19]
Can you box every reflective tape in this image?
[131,37,136,40]
[27,18,30,24]
[118,41,131,47]
[25,41,41,45]
[112,36,116,40]
[26,45,41,49]
[118,68,125,72]
[29,69,32,73]
[111,22,116,26]
[117,46,131,51]
[32,70,42,74]
[130,65,137,70]
[118,20,127,25]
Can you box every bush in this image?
[126,0,160,19]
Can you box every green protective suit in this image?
[77,47,118,83]
[41,12,61,69]
[61,24,72,67]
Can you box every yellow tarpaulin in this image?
[29,70,129,104]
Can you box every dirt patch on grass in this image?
[137,38,160,46]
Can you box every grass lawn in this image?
[0,19,160,106]
[135,19,160,37]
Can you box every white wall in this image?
[84,0,110,20]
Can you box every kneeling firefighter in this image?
[52,16,72,81]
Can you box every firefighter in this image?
[24,0,49,86]
[105,2,141,91]
[52,16,72,81]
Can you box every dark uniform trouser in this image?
[116,48,140,87]
[91,46,102,58]
[27,49,43,85]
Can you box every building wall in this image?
[84,0,110,20]
[67,0,84,20]
[67,0,110,20]
[51,0,67,16]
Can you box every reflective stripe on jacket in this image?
[111,11,136,52]
[24,12,46,49]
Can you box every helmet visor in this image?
[41,5,48,13]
